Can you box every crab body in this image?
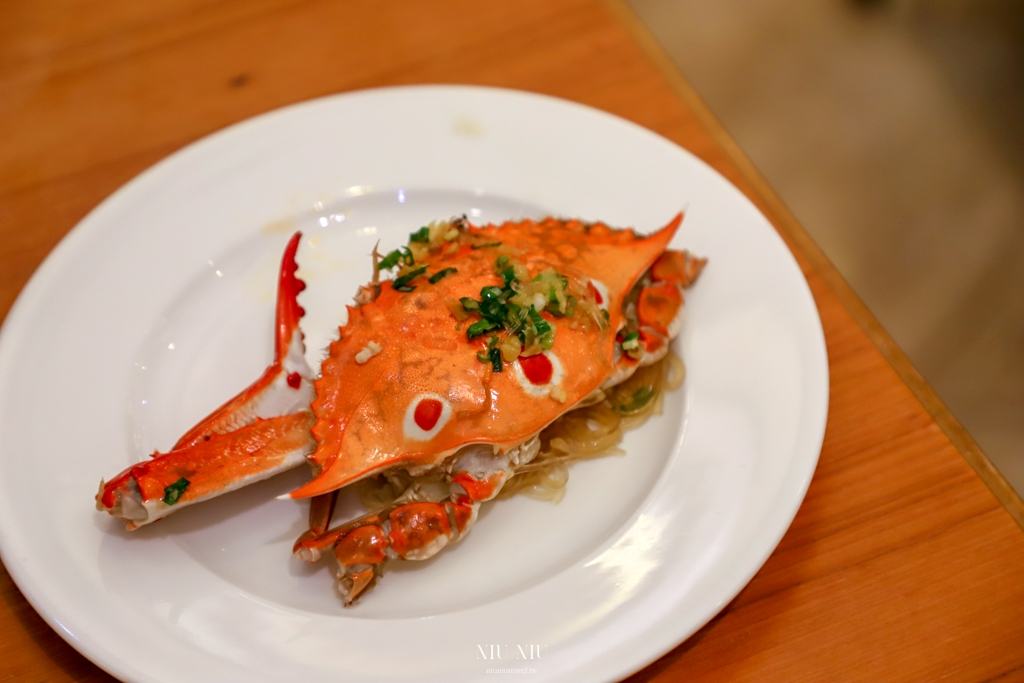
[297,216,681,498]
[97,214,705,603]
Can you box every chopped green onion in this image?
[163,478,190,506]
[619,387,655,414]
[409,226,430,243]
[528,306,551,335]
[393,265,427,292]
[481,336,503,371]
[458,257,577,369]
[471,241,502,249]
[621,332,641,351]
[379,249,402,269]
[429,267,457,284]
[480,286,504,301]
[379,247,414,270]
[467,319,499,338]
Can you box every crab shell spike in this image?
[288,213,683,500]
[171,232,313,450]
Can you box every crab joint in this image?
[387,502,452,560]
[334,525,388,568]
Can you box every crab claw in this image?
[96,232,317,529]
[172,232,315,449]
[97,412,315,529]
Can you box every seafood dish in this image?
[96,214,705,604]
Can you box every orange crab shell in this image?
[287,214,682,499]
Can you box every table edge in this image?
[605,0,1024,531]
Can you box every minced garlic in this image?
[355,340,383,364]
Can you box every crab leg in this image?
[293,483,482,605]
[293,442,533,604]
[293,491,340,547]
[602,248,705,385]
[96,233,317,529]
[634,249,707,362]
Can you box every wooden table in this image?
[2,1,1023,681]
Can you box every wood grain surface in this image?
[1,1,1023,681]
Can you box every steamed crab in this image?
[97,213,705,604]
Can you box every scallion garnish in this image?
[163,477,190,506]
[379,246,414,270]
[467,319,499,338]
[429,267,457,284]
[392,264,427,292]
[458,255,577,369]
[528,306,551,336]
[619,386,655,414]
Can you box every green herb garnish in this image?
[620,331,644,359]
[475,335,502,372]
[501,266,517,288]
[429,267,458,284]
[471,241,502,250]
[459,256,566,369]
[619,387,655,415]
[528,305,551,336]
[467,319,500,338]
[393,265,427,292]
[379,246,414,270]
[409,226,430,243]
[163,477,190,506]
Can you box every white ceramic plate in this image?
[0,86,827,683]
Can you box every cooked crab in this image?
[97,213,705,603]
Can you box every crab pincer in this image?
[96,232,317,529]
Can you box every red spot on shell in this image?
[414,398,443,431]
[287,372,302,389]
[519,353,553,386]
[587,280,604,305]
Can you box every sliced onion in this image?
[500,352,682,503]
